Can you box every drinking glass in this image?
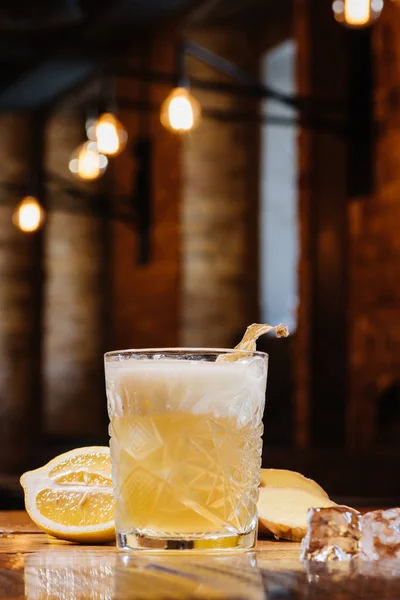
[104,348,268,551]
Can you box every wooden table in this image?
[2,511,400,599]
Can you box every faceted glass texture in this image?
[105,348,268,551]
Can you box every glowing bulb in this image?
[160,87,201,134]
[86,113,127,157]
[332,0,383,27]
[13,196,45,233]
[69,141,108,181]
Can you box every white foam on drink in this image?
[105,357,267,427]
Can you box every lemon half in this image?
[20,446,115,543]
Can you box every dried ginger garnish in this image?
[218,323,289,362]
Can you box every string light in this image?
[332,0,383,27]
[87,113,127,157]
[160,87,201,134]
[13,196,45,233]
[69,141,108,181]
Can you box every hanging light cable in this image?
[332,0,384,27]
[160,42,202,134]
[85,75,128,156]
[14,117,46,233]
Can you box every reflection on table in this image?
[24,550,264,600]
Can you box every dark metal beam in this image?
[0,0,199,110]
[115,66,366,113]
[0,60,96,110]
[181,40,298,108]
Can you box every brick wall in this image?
[43,107,107,437]
[181,27,261,347]
[0,18,294,470]
[41,27,183,441]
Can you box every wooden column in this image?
[110,27,181,350]
[181,28,260,347]
[295,0,350,447]
[0,115,40,473]
[43,108,107,439]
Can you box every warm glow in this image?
[169,97,194,130]
[97,120,119,154]
[345,0,370,24]
[13,196,45,233]
[333,0,383,26]
[86,113,127,157]
[160,87,201,133]
[69,142,108,181]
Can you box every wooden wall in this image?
[348,2,400,450]
[110,27,182,352]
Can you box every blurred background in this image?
[0,0,399,508]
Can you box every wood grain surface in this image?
[1,511,400,599]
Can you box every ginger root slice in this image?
[235,323,289,352]
[218,322,289,362]
[259,469,329,500]
[258,486,336,542]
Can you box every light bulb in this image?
[160,87,201,134]
[87,113,127,157]
[69,141,108,181]
[332,0,383,27]
[13,196,45,233]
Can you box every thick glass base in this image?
[117,529,256,552]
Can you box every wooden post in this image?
[0,114,41,473]
[294,0,350,447]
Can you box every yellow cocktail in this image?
[105,350,268,551]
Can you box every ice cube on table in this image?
[361,508,400,560]
[301,506,362,561]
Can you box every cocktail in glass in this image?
[104,348,268,551]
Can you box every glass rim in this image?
[104,347,268,359]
